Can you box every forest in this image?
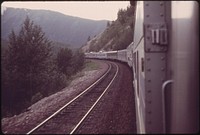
[82,3,136,52]
[1,17,85,117]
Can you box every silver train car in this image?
[117,49,128,63]
[85,51,107,59]
[85,1,199,133]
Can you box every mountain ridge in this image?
[1,7,108,48]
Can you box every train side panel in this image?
[106,51,118,60]
[143,1,171,133]
[167,1,199,133]
[117,49,128,63]
[127,43,134,67]
[98,52,107,59]
[85,52,97,59]
[131,1,146,133]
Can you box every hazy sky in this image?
[2,1,130,21]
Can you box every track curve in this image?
[27,61,119,134]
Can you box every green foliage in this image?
[72,50,85,72]
[56,48,85,76]
[31,92,43,104]
[1,16,86,117]
[2,17,53,114]
[117,9,126,24]
[56,48,73,76]
[51,41,72,56]
[83,60,100,71]
[87,36,91,42]
[107,21,110,27]
[84,4,136,52]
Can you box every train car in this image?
[126,42,133,67]
[106,50,118,60]
[85,52,97,59]
[166,1,199,133]
[97,51,107,59]
[131,1,199,134]
[117,49,128,63]
[85,51,107,59]
[85,1,199,134]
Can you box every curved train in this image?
[85,1,199,133]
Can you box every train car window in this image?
[136,51,139,96]
[133,52,137,76]
[141,57,144,72]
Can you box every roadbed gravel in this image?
[1,59,108,134]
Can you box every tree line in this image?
[87,4,136,52]
[1,17,85,117]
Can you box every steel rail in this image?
[27,62,111,134]
[70,62,119,134]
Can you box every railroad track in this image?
[27,61,119,134]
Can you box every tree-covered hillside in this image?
[81,3,136,52]
[1,7,107,48]
[1,17,85,117]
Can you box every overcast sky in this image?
[2,1,130,21]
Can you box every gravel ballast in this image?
[1,59,108,134]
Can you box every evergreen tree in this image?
[87,36,91,41]
[56,48,73,76]
[71,50,85,73]
[117,9,126,24]
[4,16,52,113]
[107,21,110,27]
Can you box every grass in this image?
[70,60,100,82]
[83,59,100,71]
[71,71,85,80]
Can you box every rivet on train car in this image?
[148,100,152,104]
[160,13,164,17]
[147,57,151,61]
[147,24,150,28]
[146,3,149,6]
[146,14,150,17]
[147,36,150,40]
[161,68,165,71]
[160,2,163,6]
[147,68,151,72]
[147,48,151,51]
[161,57,165,60]
[148,89,151,93]
[148,110,151,114]
[162,79,165,83]
[148,79,151,82]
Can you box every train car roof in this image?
[106,50,118,53]
[117,49,127,52]
[127,42,134,49]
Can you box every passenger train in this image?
[85,1,199,133]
